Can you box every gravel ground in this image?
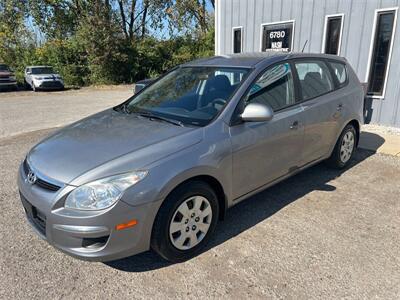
[0,128,399,299]
[0,86,132,138]
[362,124,400,136]
[0,87,399,299]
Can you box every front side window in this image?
[261,21,294,52]
[125,67,249,126]
[323,15,343,55]
[368,9,397,96]
[245,63,295,111]
[295,61,334,100]
[233,27,242,53]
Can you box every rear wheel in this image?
[151,181,219,262]
[326,124,357,169]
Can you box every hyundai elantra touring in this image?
[18,53,364,262]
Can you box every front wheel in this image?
[151,181,219,263]
[326,124,357,169]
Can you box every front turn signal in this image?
[115,219,138,230]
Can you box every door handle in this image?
[337,104,343,111]
[290,121,299,130]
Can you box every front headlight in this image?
[65,171,148,210]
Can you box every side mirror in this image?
[240,103,274,122]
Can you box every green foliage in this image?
[0,0,215,86]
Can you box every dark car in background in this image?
[0,64,17,90]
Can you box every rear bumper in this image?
[18,164,161,262]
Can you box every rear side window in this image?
[294,61,334,100]
[245,63,295,111]
[329,62,347,87]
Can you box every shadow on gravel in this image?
[0,86,79,94]
[106,135,384,272]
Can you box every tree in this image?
[165,0,214,34]
[0,0,215,86]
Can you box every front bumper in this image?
[0,80,17,87]
[18,164,161,262]
[35,80,64,90]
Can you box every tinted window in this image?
[329,62,347,86]
[233,28,242,53]
[126,67,249,126]
[245,63,295,111]
[0,64,10,71]
[368,10,396,96]
[31,67,54,74]
[324,16,343,55]
[295,61,334,100]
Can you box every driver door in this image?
[229,62,305,199]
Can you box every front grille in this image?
[20,193,46,236]
[39,81,63,88]
[23,159,61,192]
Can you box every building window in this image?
[322,14,344,55]
[367,8,398,97]
[232,27,243,53]
[261,21,294,52]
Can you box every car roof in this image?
[183,52,347,68]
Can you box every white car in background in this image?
[24,66,64,91]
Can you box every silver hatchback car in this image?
[18,53,364,262]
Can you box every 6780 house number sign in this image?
[262,22,294,52]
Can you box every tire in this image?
[151,181,219,263]
[326,124,357,169]
[24,80,30,90]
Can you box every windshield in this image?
[31,67,54,74]
[0,65,10,72]
[125,66,250,126]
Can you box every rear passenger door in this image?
[293,59,344,165]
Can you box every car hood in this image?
[27,109,200,185]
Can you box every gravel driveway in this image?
[0,87,399,299]
[0,86,132,138]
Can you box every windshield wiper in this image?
[139,112,184,127]
[114,103,130,114]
